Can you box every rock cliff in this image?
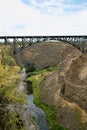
[14,41,87,129]
[40,44,87,130]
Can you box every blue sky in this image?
[0,0,87,35]
[22,0,87,12]
[22,0,87,5]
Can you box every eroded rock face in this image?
[41,44,82,105]
[63,54,87,110]
[15,42,68,68]
[40,44,87,130]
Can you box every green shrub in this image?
[0,46,26,130]
[2,51,16,66]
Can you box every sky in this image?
[0,0,87,35]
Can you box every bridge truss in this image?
[0,36,87,53]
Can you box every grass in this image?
[28,65,58,104]
[27,65,69,130]
[0,45,26,130]
[75,107,85,130]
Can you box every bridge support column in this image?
[4,38,8,45]
[29,38,33,45]
[22,38,25,49]
[13,38,17,54]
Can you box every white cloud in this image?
[0,0,87,35]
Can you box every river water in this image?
[20,69,49,130]
[28,94,49,130]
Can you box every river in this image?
[19,69,49,130]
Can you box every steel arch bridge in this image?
[0,35,87,53]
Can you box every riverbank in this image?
[19,69,49,130]
[27,65,69,130]
[0,45,36,130]
[0,46,24,130]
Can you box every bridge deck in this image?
[0,36,87,53]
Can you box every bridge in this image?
[0,35,87,53]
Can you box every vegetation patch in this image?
[0,46,26,130]
[75,107,85,130]
[27,65,69,130]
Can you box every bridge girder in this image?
[0,36,87,53]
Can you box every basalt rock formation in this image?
[40,44,87,130]
[14,41,87,130]
[15,42,67,68]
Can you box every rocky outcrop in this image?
[63,54,87,110]
[6,104,36,130]
[15,42,68,68]
[40,44,87,130]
